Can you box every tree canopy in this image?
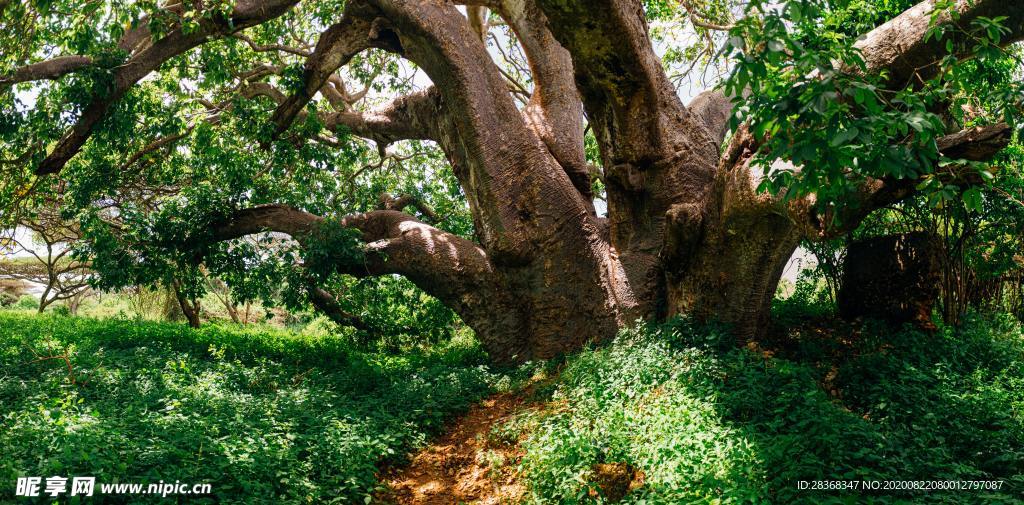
[1,0,1022,361]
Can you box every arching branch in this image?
[211,204,529,361]
[338,0,600,266]
[269,13,379,133]
[33,0,300,177]
[212,205,492,290]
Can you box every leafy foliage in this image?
[0,312,518,503]
[1,0,474,342]
[723,0,1023,218]
[513,315,1024,503]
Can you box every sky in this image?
[2,227,41,259]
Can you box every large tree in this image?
[1,0,1021,362]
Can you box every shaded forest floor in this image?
[3,309,1023,504]
[378,310,1024,504]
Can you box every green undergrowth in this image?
[0,312,522,504]
[510,314,1024,504]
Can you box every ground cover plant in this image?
[0,312,518,504]
[510,312,1024,504]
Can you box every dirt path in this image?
[378,391,531,505]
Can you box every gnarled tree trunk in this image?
[171,281,202,329]
[20,0,1020,363]
[206,0,1017,363]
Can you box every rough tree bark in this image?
[20,0,1021,363]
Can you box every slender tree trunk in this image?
[37,284,53,314]
[225,303,241,324]
[171,282,202,329]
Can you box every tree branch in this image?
[239,76,442,144]
[378,192,439,222]
[853,0,1024,88]
[306,285,370,330]
[491,0,593,204]
[34,0,300,177]
[269,13,379,134]
[0,55,94,86]
[232,33,312,57]
[819,122,1013,237]
[687,89,733,147]
[324,87,442,143]
[211,204,502,326]
[936,122,1012,160]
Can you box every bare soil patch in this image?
[378,390,536,504]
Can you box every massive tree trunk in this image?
[173,0,1019,362]
[20,0,1020,363]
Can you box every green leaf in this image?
[830,127,859,147]
[963,187,984,212]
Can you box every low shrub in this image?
[15,294,39,310]
[0,313,515,504]
[515,316,1024,503]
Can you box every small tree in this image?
[0,209,91,314]
[203,267,255,325]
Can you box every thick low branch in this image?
[213,204,494,293]
[214,203,544,362]
[210,204,530,355]
[213,204,323,240]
